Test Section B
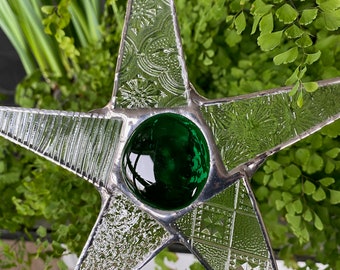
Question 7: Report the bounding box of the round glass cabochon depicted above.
[122,113,210,210]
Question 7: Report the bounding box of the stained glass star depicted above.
[1,0,340,269]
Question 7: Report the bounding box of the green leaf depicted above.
[295,33,313,48]
[229,0,242,12]
[285,202,295,214]
[276,200,285,210]
[202,37,213,49]
[255,186,269,201]
[284,24,304,39]
[298,66,307,79]
[319,177,335,187]
[305,51,321,65]
[303,180,316,195]
[257,31,283,51]
[306,153,324,174]
[259,13,273,34]
[282,192,293,203]
[190,262,205,270]
[203,57,213,66]
[206,49,214,58]
[235,12,246,34]
[303,82,318,92]
[310,134,323,150]
[285,164,301,178]
[276,4,298,24]
[251,0,273,34]
[251,15,261,35]
[286,67,299,85]
[289,82,299,96]
[36,226,47,238]
[303,209,313,222]
[266,160,281,171]
[300,9,319,25]
[226,15,234,23]
[317,0,340,11]
[273,169,284,186]
[41,6,55,15]
[312,187,326,201]
[293,199,303,214]
[314,213,324,230]
[321,119,340,138]
[263,174,271,186]
[325,160,335,174]
[253,3,273,16]
[322,10,340,31]
[326,147,340,158]
[225,29,242,47]
[299,226,310,243]
[273,47,298,65]
[231,67,244,78]
[329,189,340,204]
[297,90,303,107]
[295,148,310,165]
[286,213,301,228]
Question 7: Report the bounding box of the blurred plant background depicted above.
[0,0,340,269]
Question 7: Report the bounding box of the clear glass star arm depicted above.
[76,189,173,270]
[111,0,190,109]
[199,78,340,171]
[175,176,277,270]
[0,107,123,188]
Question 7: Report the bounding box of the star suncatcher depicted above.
[1,0,340,269]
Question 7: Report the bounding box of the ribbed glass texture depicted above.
[0,107,122,186]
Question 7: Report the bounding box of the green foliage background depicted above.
[1,0,340,269]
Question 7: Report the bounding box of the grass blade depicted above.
[0,1,37,74]
[9,0,64,77]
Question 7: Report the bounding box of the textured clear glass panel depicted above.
[113,0,188,108]
[0,107,122,186]
[78,190,171,270]
[200,82,340,170]
[176,179,275,270]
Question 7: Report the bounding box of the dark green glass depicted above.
[122,113,210,210]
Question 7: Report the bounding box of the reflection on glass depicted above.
[122,113,210,210]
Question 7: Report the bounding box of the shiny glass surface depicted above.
[122,113,210,210]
